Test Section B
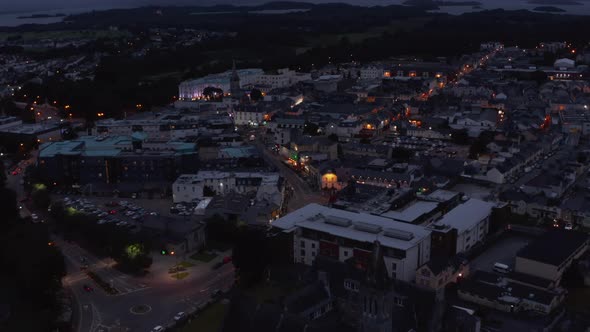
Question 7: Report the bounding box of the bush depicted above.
[86,271,118,295]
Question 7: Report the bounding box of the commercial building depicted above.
[427,198,496,257]
[271,204,432,282]
[458,271,565,315]
[0,116,65,144]
[515,230,589,285]
[141,215,206,255]
[37,135,197,189]
[92,113,201,141]
[381,200,441,225]
[172,171,283,205]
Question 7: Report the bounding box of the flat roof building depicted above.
[38,135,197,188]
[515,230,589,285]
[381,201,440,225]
[427,198,496,257]
[272,204,432,282]
[173,171,283,206]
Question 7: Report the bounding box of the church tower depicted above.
[359,241,393,332]
[230,60,241,98]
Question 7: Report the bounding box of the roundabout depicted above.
[129,304,152,315]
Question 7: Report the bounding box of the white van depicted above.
[493,262,510,274]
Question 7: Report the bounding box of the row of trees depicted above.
[0,164,66,331]
[204,214,291,287]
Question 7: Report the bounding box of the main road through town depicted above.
[253,138,323,211]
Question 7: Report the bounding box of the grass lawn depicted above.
[172,272,190,280]
[243,283,288,303]
[179,302,228,332]
[190,252,217,263]
[178,261,196,268]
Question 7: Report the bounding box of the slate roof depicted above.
[284,281,330,314]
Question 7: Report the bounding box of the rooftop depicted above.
[174,171,280,185]
[424,189,460,203]
[431,198,496,233]
[517,230,588,266]
[381,201,439,224]
[272,204,431,251]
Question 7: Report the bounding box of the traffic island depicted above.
[129,304,152,315]
[171,272,190,280]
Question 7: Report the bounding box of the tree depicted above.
[233,228,270,287]
[118,244,152,274]
[0,180,65,331]
[303,122,320,136]
[205,214,240,244]
[203,185,216,197]
[0,161,6,188]
[0,98,19,116]
[202,86,224,101]
[250,88,263,102]
[31,185,51,211]
[450,129,469,145]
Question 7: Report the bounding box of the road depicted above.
[253,138,322,211]
[58,238,234,332]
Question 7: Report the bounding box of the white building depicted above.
[255,68,311,89]
[428,199,496,254]
[360,65,385,80]
[179,68,310,100]
[272,204,432,282]
[234,108,265,126]
[178,68,264,100]
[325,120,362,139]
[172,171,282,204]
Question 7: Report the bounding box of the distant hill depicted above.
[528,0,583,5]
[403,0,482,6]
[533,5,567,11]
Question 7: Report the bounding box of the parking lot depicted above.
[61,196,154,231]
[469,234,532,273]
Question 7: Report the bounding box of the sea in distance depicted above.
[1,0,590,27]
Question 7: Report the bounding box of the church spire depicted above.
[230,59,241,98]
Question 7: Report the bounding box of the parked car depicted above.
[173,312,186,322]
[211,289,222,298]
[151,326,165,332]
[83,284,93,292]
